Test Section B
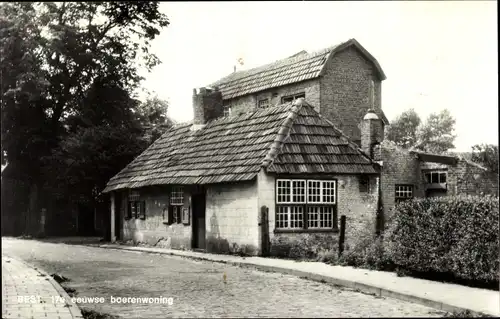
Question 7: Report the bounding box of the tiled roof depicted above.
[210,38,386,101]
[103,100,378,192]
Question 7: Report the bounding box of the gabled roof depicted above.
[210,38,386,101]
[103,99,378,193]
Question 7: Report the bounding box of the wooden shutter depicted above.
[126,201,132,220]
[182,207,190,225]
[139,201,146,220]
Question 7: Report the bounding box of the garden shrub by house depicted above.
[385,195,499,285]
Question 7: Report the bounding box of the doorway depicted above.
[191,188,206,250]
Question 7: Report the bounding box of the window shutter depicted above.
[133,201,139,219]
[126,201,132,219]
[140,201,146,220]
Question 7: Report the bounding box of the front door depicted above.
[191,189,206,250]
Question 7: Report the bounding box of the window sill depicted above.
[274,228,339,234]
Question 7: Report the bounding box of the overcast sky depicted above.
[140,1,498,152]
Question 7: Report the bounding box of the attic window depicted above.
[281,93,305,103]
[223,105,232,117]
[258,98,269,109]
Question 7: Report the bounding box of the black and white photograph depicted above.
[1,1,498,318]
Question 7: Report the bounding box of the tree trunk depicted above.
[28,182,40,236]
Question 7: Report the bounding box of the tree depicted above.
[136,95,174,143]
[1,1,169,169]
[416,109,456,153]
[471,144,499,174]
[385,109,421,148]
[1,2,169,235]
[386,108,457,154]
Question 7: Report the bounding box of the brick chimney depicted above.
[192,87,223,130]
[360,81,384,158]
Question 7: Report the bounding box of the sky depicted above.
[140,1,498,152]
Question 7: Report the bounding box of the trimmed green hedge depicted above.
[385,195,499,284]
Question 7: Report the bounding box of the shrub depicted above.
[386,195,499,285]
[338,219,394,271]
[269,234,338,260]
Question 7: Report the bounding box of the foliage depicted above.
[385,109,421,148]
[386,195,499,284]
[416,109,457,153]
[386,108,457,153]
[338,220,394,271]
[269,234,338,262]
[1,2,170,229]
[471,144,498,174]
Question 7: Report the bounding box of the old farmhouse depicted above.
[104,38,497,256]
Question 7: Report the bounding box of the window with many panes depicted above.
[127,190,146,220]
[167,186,184,224]
[395,184,414,203]
[281,92,305,103]
[424,171,447,184]
[258,98,270,109]
[276,179,337,230]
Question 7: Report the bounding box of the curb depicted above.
[5,255,84,319]
[96,244,494,317]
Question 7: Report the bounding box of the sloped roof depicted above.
[103,100,378,192]
[210,38,387,101]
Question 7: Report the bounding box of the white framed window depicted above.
[170,186,184,206]
[275,179,337,230]
[223,105,232,117]
[424,171,447,184]
[258,98,270,109]
[395,184,413,202]
[277,179,306,204]
[307,180,336,204]
[307,206,335,229]
[276,206,304,229]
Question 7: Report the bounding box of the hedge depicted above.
[385,195,499,284]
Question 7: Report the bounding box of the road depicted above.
[1,238,445,318]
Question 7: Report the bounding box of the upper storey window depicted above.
[281,92,305,103]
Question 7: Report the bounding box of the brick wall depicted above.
[320,46,382,144]
[120,186,192,249]
[224,79,321,116]
[379,142,425,220]
[258,170,379,258]
[447,160,499,196]
[205,181,259,255]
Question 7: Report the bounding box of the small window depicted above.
[258,98,270,109]
[170,187,184,206]
[359,175,370,193]
[126,191,144,220]
[166,186,184,225]
[223,105,232,117]
[395,185,414,203]
[281,92,305,104]
[424,171,447,184]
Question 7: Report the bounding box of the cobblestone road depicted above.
[2,238,445,318]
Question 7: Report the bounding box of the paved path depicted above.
[98,244,500,317]
[2,255,83,319]
[2,238,444,318]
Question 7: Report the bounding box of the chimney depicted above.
[192,86,223,130]
[360,81,384,158]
